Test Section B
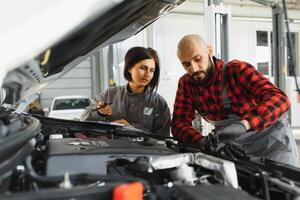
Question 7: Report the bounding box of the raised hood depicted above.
[0,0,185,107]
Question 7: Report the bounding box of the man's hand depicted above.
[198,130,247,160]
[198,137,210,150]
[216,142,246,160]
[218,121,247,139]
[198,133,219,152]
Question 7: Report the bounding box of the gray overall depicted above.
[207,64,298,166]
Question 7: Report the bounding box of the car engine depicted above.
[1,109,300,200]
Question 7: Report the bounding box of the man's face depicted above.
[178,39,213,85]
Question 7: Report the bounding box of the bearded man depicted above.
[171,34,298,166]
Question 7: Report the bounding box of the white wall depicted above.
[154,13,205,112]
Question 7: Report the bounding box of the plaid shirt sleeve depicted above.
[171,75,203,145]
[235,61,291,132]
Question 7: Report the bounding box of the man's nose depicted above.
[190,61,198,73]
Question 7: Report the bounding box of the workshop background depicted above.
[39,0,300,134]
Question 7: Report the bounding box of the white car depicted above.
[48,95,90,120]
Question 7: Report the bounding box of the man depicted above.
[171,34,298,166]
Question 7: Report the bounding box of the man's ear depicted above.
[207,45,213,56]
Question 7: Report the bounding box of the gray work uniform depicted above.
[80,85,171,137]
[207,64,298,166]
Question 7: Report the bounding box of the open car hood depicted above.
[0,0,184,106]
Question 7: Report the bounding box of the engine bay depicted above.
[1,110,300,200]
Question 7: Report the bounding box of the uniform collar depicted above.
[125,84,150,96]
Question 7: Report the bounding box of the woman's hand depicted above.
[112,119,129,125]
[97,101,112,116]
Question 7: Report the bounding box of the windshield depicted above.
[52,98,90,110]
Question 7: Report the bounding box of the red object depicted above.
[113,182,143,200]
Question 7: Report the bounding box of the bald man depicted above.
[171,34,298,166]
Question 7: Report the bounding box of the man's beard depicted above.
[191,62,214,86]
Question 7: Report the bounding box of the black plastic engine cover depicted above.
[46,138,175,176]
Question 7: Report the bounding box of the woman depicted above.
[80,47,170,137]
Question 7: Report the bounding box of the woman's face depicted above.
[128,58,155,89]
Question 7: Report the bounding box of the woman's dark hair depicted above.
[124,46,160,92]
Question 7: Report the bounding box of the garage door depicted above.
[40,58,92,109]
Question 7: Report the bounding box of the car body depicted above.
[1,1,300,200]
[48,95,91,120]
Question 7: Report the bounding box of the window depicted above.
[256,31,268,46]
[257,62,269,75]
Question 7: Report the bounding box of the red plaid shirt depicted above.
[171,57,290,145]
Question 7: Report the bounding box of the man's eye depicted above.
[194,57,201,62]
[184,63,190,68]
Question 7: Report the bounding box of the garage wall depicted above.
[40,58,92,108]
[154,13,205,113]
